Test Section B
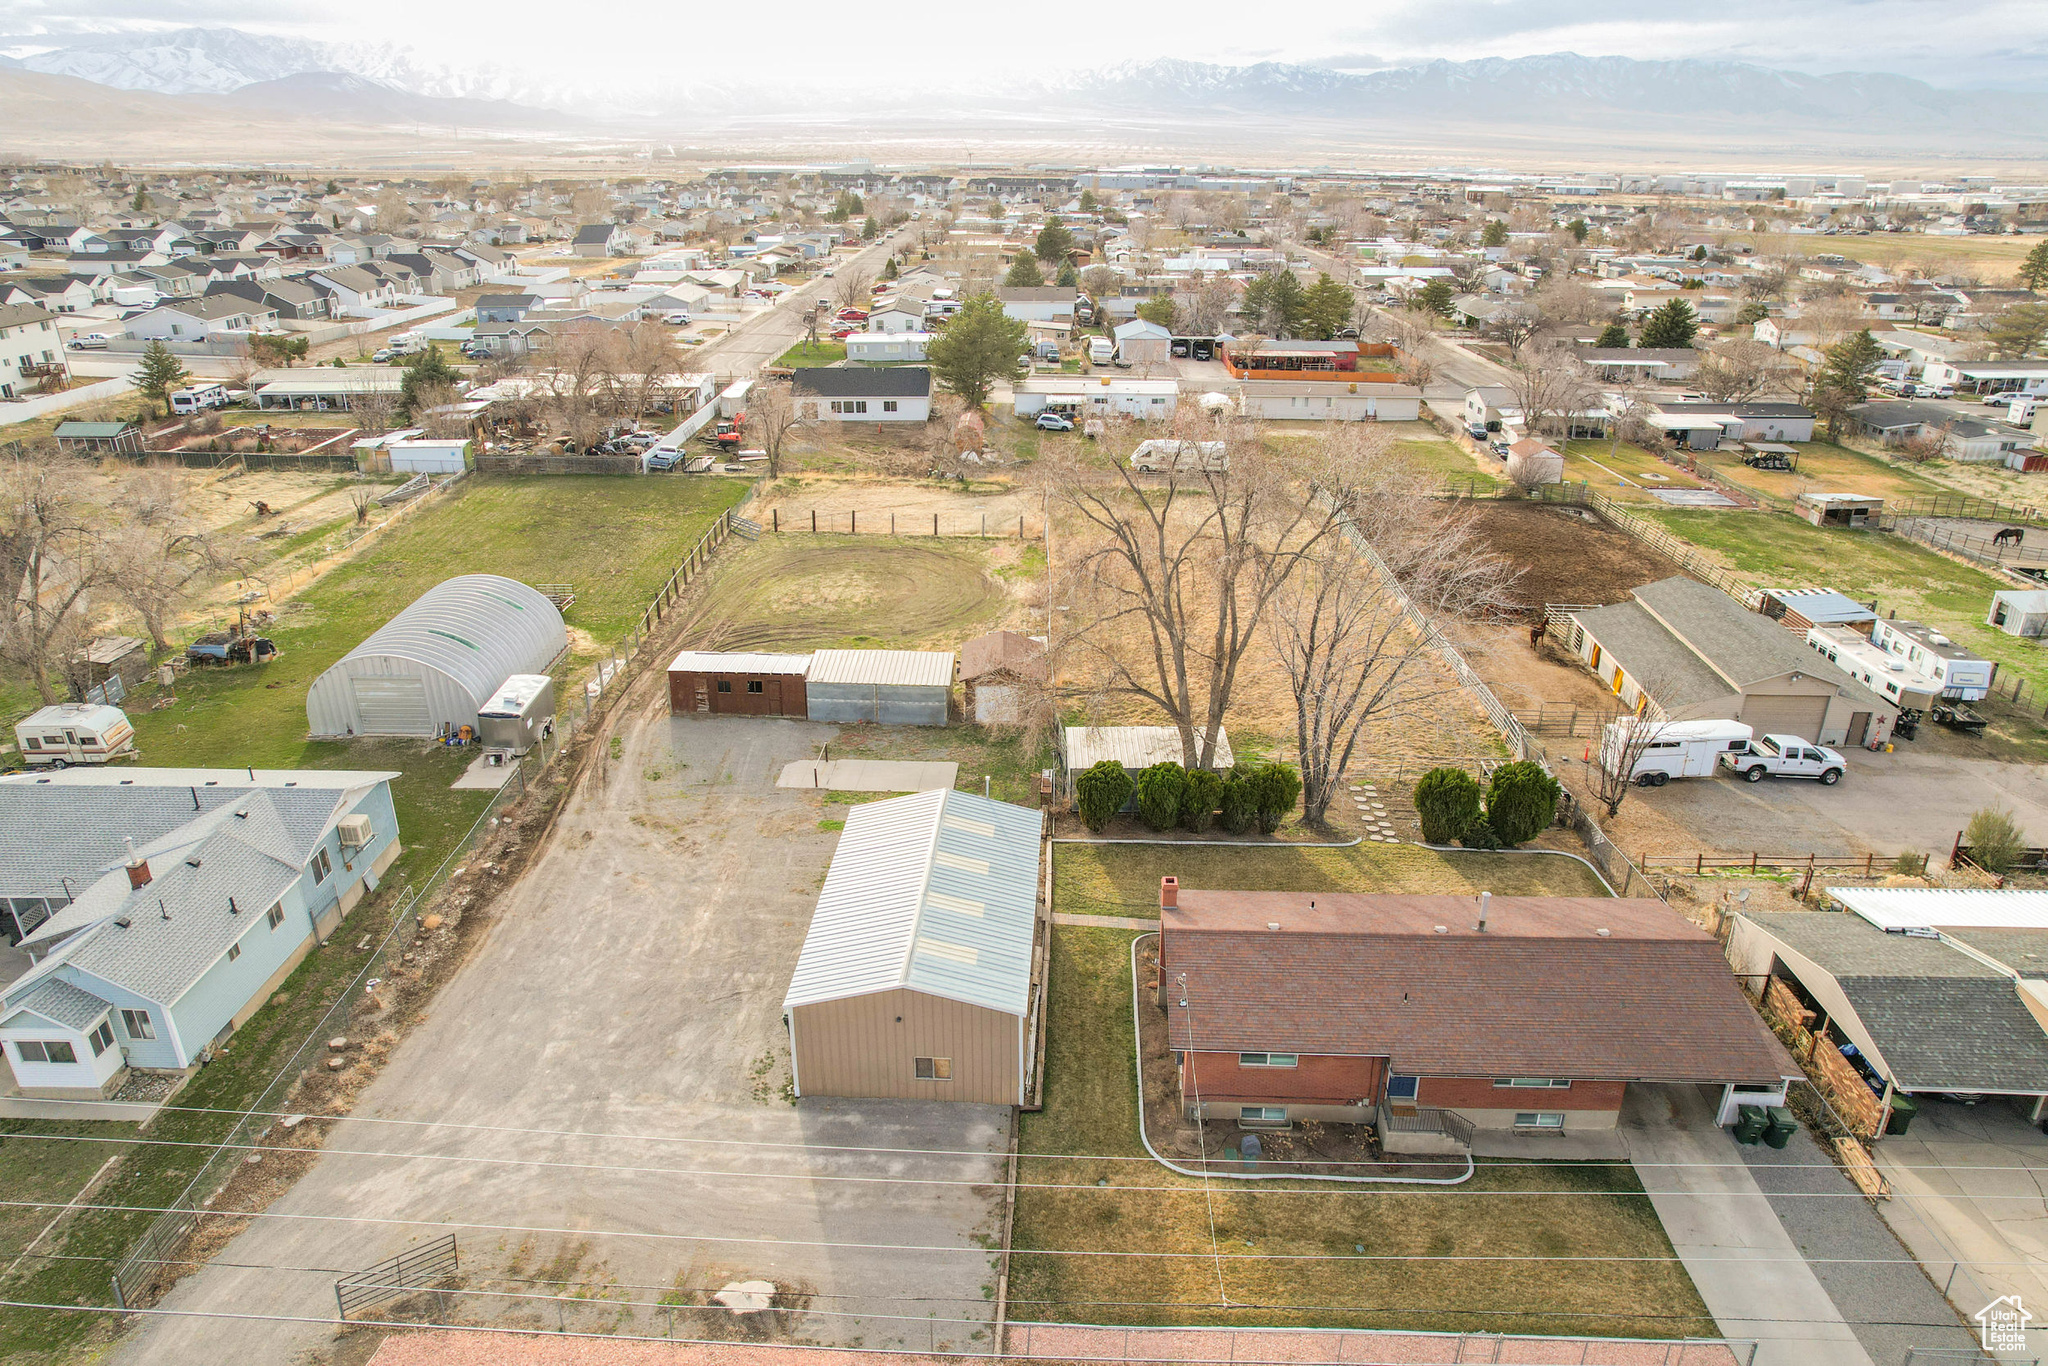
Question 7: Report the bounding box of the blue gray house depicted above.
[0,768,401,1099]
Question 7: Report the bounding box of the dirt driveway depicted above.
[116,701,1009,1366]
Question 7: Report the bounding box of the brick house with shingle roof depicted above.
[1154,881,1795,1140]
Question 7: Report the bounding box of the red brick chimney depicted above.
[1159,875,1178,911]
[124,837,152,890]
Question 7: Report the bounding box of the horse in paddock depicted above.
[1993,526,2025,547]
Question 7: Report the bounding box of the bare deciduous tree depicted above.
[1264,450,1517,823]
[1049,416,1359,770]
[1695,339,1797,403]
[0,451,118,702]
[832,270,873,313]
[1587,703,1666,819]
[744,381,806,478]
[1506,350,1599,440]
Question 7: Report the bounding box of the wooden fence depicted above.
[764,507,1042,538]
[1892,516,2048,571]
[1643,851,1930,877]
[1585,490,1762,604]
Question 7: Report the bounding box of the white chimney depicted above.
[1477,891,1491,933]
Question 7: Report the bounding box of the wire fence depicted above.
[757,507,1045,539]
[1892,517,2048,571]
[1887,492,2048,525]
[108,504,749,1313]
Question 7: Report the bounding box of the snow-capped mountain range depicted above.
[2,27,2045,146]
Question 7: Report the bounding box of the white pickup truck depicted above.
[1719,733,1847,785]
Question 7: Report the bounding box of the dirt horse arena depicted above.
[1462,500,1686,612]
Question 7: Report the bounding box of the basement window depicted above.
[1515,1112,1567,1129]
[1239,1106,1287,1125]
[915,1057,952,1081]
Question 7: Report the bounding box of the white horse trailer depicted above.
[1603,718,1753,786]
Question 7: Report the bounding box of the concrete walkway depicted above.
[775,759,957,792]
[0,1096,158,1122]
[1621,1084,1873,1366]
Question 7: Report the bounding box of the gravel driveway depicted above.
[115,700,1009,1365]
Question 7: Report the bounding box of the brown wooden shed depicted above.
[666,651,811,718]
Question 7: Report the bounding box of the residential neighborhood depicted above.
[4,21,2048,1366]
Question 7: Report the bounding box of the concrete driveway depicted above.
[115,704,1008,1365]
[1874,1096,2048,1361]
[1629,748,2048,857]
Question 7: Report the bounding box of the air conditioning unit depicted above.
[337,815,373,849]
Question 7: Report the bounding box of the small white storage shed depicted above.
[307,575,567,738]
[1989,589,2048,638]
[386,437,471,474]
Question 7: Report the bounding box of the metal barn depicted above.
[804,650,954,726]
[306,576,567,738]
[783,789,1044,1105]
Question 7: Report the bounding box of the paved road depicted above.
[1621,1083,1873,1366]
[690,231,915,381]
[115,701,1007,1365]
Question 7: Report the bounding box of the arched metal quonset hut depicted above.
[306,575,566,738]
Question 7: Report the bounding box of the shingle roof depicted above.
[783,790,1041,1017]
[958,631,1045,683]
[3,977,111,1031]
[792,367,931,399]
[1569,599,1733,710]
[1166,893,1793,1084]
[1633,576,1831,688]
[1744,911,2048,1092]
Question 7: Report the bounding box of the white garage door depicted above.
[1743,693,1828,742]
[351,675,433,735]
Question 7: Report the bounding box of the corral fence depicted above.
[1950,830,2048,880]
[1645,851,1931,877]
[1886,492,2047,524]
[138,449,363,473]
[1585,491,1762,604]
[110,504,753,1314]
[336,1233,458,1320]
[1514,702,1624,738]
[1892,516,2048,571]
[763,506,1044,539]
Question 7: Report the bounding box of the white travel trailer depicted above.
[13,703,136,768]
[1603,717,1753,786]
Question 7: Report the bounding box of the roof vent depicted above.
[114,915,131,928]
[1596,928,1612,937]
[185,857,201,868]
[1433,925,1448,934]
[234,809,249,820]
[1266,921,1281,931]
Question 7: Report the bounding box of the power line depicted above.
[0,1195,2036,1269]
[4,1113,2038,1186]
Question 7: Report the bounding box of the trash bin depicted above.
[1734,1105,1769,1144]
[1886,1094,1919,1136]
[1763,1106,1799,1149]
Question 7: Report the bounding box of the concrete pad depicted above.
[450,752,518,790]
[1873,1096,2048,1360]
[776,759,958,792]
[0,1097,157,1123]
[1622,1083,1874,1366]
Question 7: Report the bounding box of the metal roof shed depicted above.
[804,649,954,726]
[306,575,566,738]
[783,789,1043,1104]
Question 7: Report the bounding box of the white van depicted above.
[1130,439,1228,474]
[14,703,136,768]
[1602,718,1752,787]
[169,383,231,415]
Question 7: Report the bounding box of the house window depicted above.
[17,1040,78,1064]
[1515,1112,1567,1129]
[1386,1075,1419,1101]
[882,400,898,413]
[121,1009,156,1041]
[89,1020,114,1056]
[227,943,241,963]
[747,680,764,694]
[310,848,332,884]
[716,680,733,693]
[1494,1078,1571,1090]
[915,1056,952,1080]
[1238,1053,1298,1068]
[1240,1105,1287,1124]
[267,903,285,930]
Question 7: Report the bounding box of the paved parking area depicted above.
[116,706,1008,1365]
[1628,748,2048,856]
[1872,1097,2048,1362]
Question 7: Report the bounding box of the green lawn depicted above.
[774,340,847,368]
[0,475,746,1359]
[1642,507,2048,749]
[1685,440,1949,509]
[1054,840,1611,919]
[1009,928,1711,1336]
[1391,437,1501,490]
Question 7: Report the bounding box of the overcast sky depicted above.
[2,0,2045,90]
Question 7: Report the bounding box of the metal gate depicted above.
[335,1233,458,1320]
[351,675,433,735]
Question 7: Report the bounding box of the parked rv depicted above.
[1604,719,1753,786]
[1130,439,1228,473]
[13,703,135,768]
[476,674,556,755]
[168,383,232,415]
[1087,337,1114,366]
